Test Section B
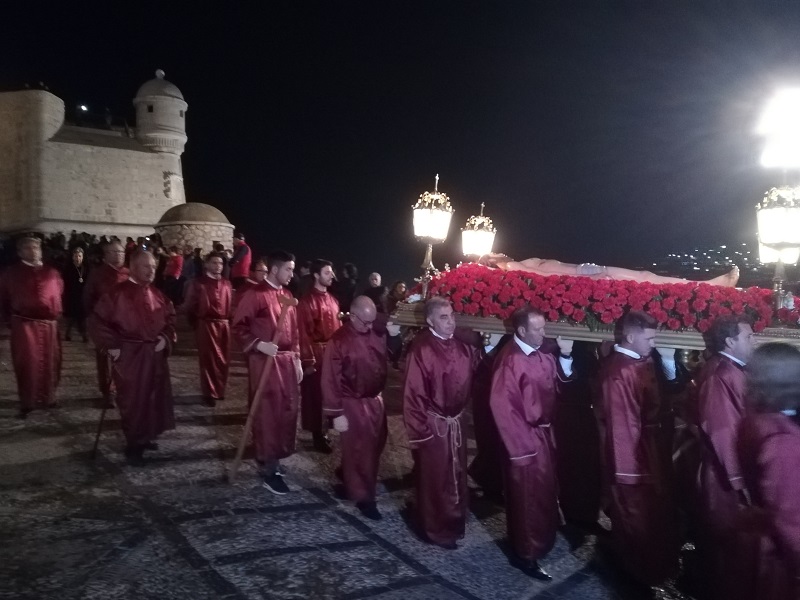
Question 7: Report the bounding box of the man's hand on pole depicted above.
[294,357,303,384]
[108,348,121,361]
[333,415,349,432]
[556,336,574,356]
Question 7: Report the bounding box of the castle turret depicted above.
[133,69,187,154]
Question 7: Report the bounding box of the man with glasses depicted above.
[84,241,130,407]
[183,252,233,407]
[321,295,387,520]
[298,259,341,453]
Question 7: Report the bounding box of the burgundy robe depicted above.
[183,274,233,400]
[0,263,63,410]
[83,262,129,401]
[298,288,341,433]
[695,355,747,533]
[733,413,800,600]
[232,283,300,463]
[88,280,176,446]
[321,322,387,502]
[490,340,567,561]
[598,350,680,585]
[552,342,602,525]
[403,329,479,546]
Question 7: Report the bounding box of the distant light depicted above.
[79,105,88,111]
[652,263,657,266]
[720,245,726,249]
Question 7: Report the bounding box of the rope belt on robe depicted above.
[12,315,55,323]
[202,318,229,323]
[427,409,464,504]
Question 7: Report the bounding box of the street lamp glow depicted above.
[79,105,89,112]
[412,174,454,297]
[758,88,800,168]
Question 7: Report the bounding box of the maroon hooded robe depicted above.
[403,328,479,546]
[598,349,680,585]
[298,287,341,432]
[83,262,129,402]
[321,321,387,502]
[0,262,63,411]
[490,338,571,561]
[88,279,176,447]
[183,274,233,400]
[734,413,800,600]
[232,282,300,464]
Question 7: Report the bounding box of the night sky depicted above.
[7,3,800,284]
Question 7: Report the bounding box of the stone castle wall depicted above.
[0,90,186,239]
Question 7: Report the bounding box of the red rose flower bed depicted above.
[425,263,800,333]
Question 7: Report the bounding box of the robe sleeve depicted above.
[232,290,260,352]
[490,359,538,466]
[699,374,745,491]
[403,347,434,447]
[297,298,316,367]
[758,431,800,581]
[321,338,345,415]
[88,292,121,351]
[603,374,652,485]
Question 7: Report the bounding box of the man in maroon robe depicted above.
[693,315,753,598]
[598,310,681,587]
[403,296,480,549]
[733,343,800,600]
[321,295,387,520]
[183,252,233,406]
[0,236,63,418]
[83,240,129,407]
[298,258,341,453]
[232,250,302,496]
[88,250,176,463]
[490,306,574,580]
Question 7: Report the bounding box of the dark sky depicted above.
[6,2,800,283]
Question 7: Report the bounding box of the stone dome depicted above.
[157,202,231,224]
[135,69,184,100]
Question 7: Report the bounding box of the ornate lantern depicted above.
[412,174,454,298]
[756,186,800,307]
[461,202,497,258]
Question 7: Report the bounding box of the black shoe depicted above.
[202,396,216,407]
[263,474,290,495]
[509,556,552,581]
[65,334,72,342]
[356,501,382,521]
[124,445,146,465]
[82,336,88,343]
[144,442,159,451]
[16,408,31,420]
[433,540,458,550]
[332,484,348,500]
[334,466,344,481]
[312,433,333,454]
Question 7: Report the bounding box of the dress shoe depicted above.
[312,433,333,454]
[510,556,552,581]
[124,445,146,465]
[356,501,382,521]
[16,408,31,420]
[144,442,159,451]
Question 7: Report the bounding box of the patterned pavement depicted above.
[0,325,698,600]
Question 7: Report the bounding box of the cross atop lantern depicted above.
[462,202,497,258]
[412,174,454,298]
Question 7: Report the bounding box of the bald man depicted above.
[321,296,388,520]
[89,250,176,463]
[0,236,63,418]
[83,241,129,406]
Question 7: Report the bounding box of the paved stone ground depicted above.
[0,324,699,600]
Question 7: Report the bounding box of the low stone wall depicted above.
[155,220,234,252]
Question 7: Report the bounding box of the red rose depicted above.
[667,318,681,330]
[697,319,711,333]
[471,291,482,303]
[573,309,586,322]
[601,311,614,324]
[561,303,575,316]
[753,319,767,332]
[548,309,559,322]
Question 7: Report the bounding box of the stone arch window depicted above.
[147,105,153,113]
[180,110,184,117]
